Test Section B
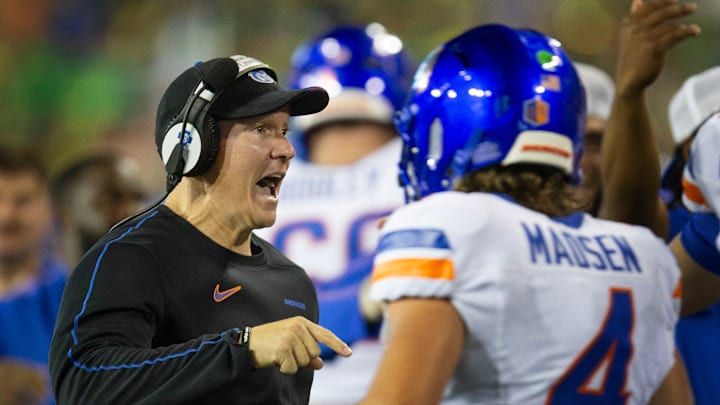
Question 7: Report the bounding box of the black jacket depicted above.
[50,206,318,404]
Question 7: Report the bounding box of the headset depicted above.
[159,57,240,191]
[110,57,240,231]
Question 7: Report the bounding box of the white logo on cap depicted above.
[230,55,271,77]
[249,70,275,84]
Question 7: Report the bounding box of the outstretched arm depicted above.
[359,298,465,405]
[598,0,699,238]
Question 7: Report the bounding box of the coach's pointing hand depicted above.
[247,316,352,374]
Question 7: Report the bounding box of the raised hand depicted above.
[616,0,700,97]
[247,316,352,374]
[598,0,700,236]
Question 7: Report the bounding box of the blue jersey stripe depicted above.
[376,229,450,254]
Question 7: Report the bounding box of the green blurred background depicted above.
[1,0,717,192]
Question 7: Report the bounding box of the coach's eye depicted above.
[255,125,265,134]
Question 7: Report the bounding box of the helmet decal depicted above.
[523,97,550,126]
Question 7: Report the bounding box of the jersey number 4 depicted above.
[546,288,635,405]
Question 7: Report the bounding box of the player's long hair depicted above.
[455,165,581,217]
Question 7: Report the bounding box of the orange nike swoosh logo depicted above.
[213,284,242,303]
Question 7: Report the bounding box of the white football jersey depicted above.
[256,137,404,281]
[682,113,720,250]
[682,113,720,214]
[255,137,404,405]
[371,191,681,405]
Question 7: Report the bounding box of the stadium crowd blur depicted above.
[1,0,717,177]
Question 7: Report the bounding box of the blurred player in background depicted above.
[596,1,720,403]
[361,23,691,405]
[0,145,67,405]
[662,67,720,238]
[670,112,720,316]
[50,152,148,266]
[573,62,614,216]
[667,108,720,405]
[665,68,720,405]
[253,23,413,404]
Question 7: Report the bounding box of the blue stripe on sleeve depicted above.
[376,229,450,254]
[67,211,235,372]
[71,210,159,345]
[66,210,230,373]
[67,332,227,372]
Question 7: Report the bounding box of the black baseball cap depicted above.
[155,55,329,144]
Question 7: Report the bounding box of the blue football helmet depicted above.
[396,24,586,202]
[287,23,414,159]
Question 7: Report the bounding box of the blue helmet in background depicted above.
[288,23,414,159]
[397,24,586,202]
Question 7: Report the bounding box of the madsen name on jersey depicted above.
[521,221,641,273]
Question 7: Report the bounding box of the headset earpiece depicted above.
[160,101,218,178]
[158,58,239,191]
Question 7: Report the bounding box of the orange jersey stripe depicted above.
[372,258,454,282]
[682,175,708,206]
[673,280,682,299]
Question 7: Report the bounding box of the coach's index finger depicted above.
[307,323,353,357]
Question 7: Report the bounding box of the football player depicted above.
[361,24,691,405]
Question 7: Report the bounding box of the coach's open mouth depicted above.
[256,173,283,199]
